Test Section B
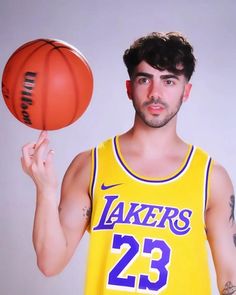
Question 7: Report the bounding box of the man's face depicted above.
[127,61,192,128]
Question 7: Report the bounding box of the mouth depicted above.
[147,103,165,115]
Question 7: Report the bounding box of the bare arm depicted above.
[21,131,91,276]
[206,162,236,294]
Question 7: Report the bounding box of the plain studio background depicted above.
[0,1,235,294]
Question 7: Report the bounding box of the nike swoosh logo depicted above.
[101,183,122,190]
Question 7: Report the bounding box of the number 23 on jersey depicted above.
[107,233,171,294]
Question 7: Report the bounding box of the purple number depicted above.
[108,234,171,293]
[139,238,171,292]
[108,234,139,289]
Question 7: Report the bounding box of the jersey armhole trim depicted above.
[204,157,213,212]
[89,147,98,200]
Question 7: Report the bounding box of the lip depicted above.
[147,104,165,114]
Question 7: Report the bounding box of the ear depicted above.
[126,80,132,99]
[182,83,192,102]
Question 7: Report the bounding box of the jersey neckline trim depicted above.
[113,136,195,184]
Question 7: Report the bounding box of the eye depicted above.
[164,79,175,86]
[137,77,150,85]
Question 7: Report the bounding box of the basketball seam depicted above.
[54,47,81,126]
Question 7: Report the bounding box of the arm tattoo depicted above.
[229,195,235,225]
[222,281,236,295]
[59,205,91,220]
[82,206,91,220]
[234,234,236,247]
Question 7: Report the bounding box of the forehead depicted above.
[133,61,185,78]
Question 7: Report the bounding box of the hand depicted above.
[21,131,58,194]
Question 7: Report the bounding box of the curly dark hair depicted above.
[123,32,196,81]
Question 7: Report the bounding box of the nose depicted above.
[148,80,162,99]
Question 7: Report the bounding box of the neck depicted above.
[121,115,184,156]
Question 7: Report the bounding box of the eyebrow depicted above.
[133,72,180,80]
[160,74,180,80]
[133,72,153,79]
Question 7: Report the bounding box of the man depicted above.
[21,32,236,294]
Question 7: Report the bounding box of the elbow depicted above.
[33,243,68,277]
[37,259,63,277]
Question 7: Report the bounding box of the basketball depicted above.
[1,39,93,130]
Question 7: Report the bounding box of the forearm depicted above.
[221,281,236,294]
[213,240,236,295]
[217,236,236,294]
[33,191,67,276]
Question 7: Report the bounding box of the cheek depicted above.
[131,91,144,104]
[168,87,185,100]
[133,84,148,96]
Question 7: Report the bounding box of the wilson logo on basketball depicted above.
[21,71,37,125]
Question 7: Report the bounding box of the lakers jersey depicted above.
[85,136,213,295]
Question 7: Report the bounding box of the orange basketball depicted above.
[1,39,93,130]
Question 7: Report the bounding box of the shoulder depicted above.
[193,145,231,185]
[208,161,234,209]
[62,149,92,191]
[70,150,92,171]
[65,136,115,178]
[211,161,233,191]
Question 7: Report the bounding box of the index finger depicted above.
[35,131,48,148]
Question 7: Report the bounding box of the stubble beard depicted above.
[133,96,183,128]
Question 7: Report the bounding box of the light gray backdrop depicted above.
[0,0,235,294]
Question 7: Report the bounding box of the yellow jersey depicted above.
[85,136,213,295]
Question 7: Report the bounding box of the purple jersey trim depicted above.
[113,136,194,184]
[90,148,97,199]
[204,157,212,210]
